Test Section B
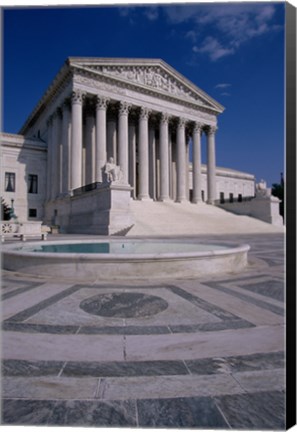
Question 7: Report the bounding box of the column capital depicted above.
[139,106,151,120]
[96,96,109,110]
[206,125,218,135]
[119,101,131,116]
[160,112,170,124]
[177,117,187,129]
[72,90,85,104]
[193,122,204,134]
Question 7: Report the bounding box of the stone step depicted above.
[127,201,284,236]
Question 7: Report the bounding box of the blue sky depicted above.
[3,2,285,186]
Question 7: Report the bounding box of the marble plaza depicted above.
[1,233,285,428]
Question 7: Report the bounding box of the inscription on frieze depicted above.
[83,64,212,107]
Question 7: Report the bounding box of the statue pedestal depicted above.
[66,181,134,235]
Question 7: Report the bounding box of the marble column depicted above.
[206,125,217,204]
[61,100,71,194]
[149,124,156,200]
[138,106,150,200]
[185,132,190,200]
[46,116,53,200]
[95,96,108,183]
[192,122,203,203]
[159,113,170,201]
[176,118,187,202]
[51,108,62,200]
[129,119,137,198]
[85,104,95,185]
[118,101,130,183]
[71,90,84,190]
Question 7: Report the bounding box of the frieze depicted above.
[73,69,218,116]
[73,74,127,96]
[89,65,210,106]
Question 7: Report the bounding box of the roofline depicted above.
[20,57,225,134]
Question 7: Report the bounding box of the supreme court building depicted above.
[1,58,255,234]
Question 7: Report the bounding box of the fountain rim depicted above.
[2,238,250,262]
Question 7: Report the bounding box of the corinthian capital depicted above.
[193,122,204,134]
[160,112,170,124]
[119,101,131,116]
[139,106,151,120]
[96,96,109,110]
[206,125,218,135]
[177,117,187,129]
[71,90,85,104]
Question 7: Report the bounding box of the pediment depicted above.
[69,58,224,113]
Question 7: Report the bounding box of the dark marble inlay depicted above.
[78,325,171,335]
[2,282,42,301]
[214,390,285,429]
[137,396,228,428]
[168,285,239,320]
[2,321,79,334]
[206,281,284,316]
[2,359,64,376]
[2,399,56,425]
[186,351,285,375]
[240,279,284,301]
[47,399,137,427]
[4,285,80,323]
[62,360,188,377]
[80,292,168,318]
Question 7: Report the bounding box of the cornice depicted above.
[0,132,47,151]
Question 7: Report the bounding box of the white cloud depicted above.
[163,3,282,61]
[215,83,231,89]
[193,36,234,61]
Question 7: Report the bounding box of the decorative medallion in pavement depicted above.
[79,293,169,318]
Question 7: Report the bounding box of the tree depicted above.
[1,198,12,220]
[271,172,284,218]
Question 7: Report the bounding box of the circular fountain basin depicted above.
[2,239,250,280]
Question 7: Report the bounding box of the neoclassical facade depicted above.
[1,58,256,233]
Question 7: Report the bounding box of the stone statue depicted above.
[256,179,271,198]
[104,157,123,183]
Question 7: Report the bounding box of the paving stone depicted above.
[2,359,64,376]
[214,390,285,429]
[2,376,99,399]
[47,399,137,426]
[62,360,188,377]
[137,396,229,428]
[2,399,56,425]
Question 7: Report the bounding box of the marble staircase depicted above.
[127,200,284,236]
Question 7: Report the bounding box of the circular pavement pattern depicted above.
[79,292,169,318]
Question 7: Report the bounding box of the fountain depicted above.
[2,238,250,280]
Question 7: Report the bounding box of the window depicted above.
[229,193,234,203]
[220,192,225,204]
[238,194,243,202]
[28,174,38,194]
[28,208,37,218]
[5,172,15,192]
